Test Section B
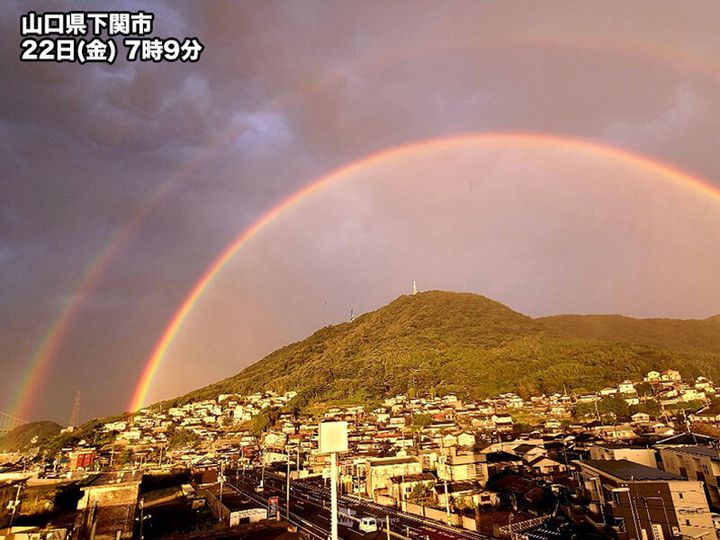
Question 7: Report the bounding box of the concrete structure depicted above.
[589,444,658,469]
[365,456,422,499]
[575,459,713,540]
[660,445,720,508]
[436,448,488,485]
[76,473,141,540]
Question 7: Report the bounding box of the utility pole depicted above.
[440,441,452,526]
[331,452,338,540]
[89,500,97,540]
[8,483,23,530]
[260,448,266,490]
[219,461,225,503]
[138,498,144,540]
[286,448,291,520]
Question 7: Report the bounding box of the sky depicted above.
[2,1,720,423]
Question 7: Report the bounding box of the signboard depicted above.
[338,505,356,527]
[230,507,268,526]
[318,421,348,454]
[267,495,279,518]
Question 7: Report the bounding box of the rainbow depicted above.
[7,146,228,420]
[129,132,720,411]
[14,33,720,420]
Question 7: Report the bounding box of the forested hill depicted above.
[0,421,62,452]
[164,291,720,408]
[539,313,720,355]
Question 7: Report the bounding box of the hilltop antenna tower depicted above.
[412,281,417,295]
[350,308,354,322]
[68,391,81,428]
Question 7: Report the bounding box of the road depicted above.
[227,468,496,540]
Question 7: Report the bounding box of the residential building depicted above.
[660,445,720,507]
[575,459,713,540]
[589,444,657,469]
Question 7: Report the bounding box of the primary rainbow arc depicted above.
[128,132,720,412]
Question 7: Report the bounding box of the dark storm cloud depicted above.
[1,0,720,421]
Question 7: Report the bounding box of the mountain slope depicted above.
[0,421,62,452]
[539,314,720,355]
[168,291,720,406]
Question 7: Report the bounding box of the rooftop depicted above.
[666,445,720,460]
[578,459,682,481]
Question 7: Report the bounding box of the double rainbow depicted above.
[128,132,720,411]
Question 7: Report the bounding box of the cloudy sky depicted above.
[2,1,720,423]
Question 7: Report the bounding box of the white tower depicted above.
[412,281,417,295]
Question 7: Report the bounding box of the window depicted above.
[685,519,691,526]
[651,523,665,540]
[679,492,684,499]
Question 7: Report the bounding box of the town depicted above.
[4,369,720,540]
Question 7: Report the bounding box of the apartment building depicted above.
[589,444,658,469]
[660,445,720,508]
[436,447,488,485]
[575,459,713,540]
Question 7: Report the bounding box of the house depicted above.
[491,414,513,432]
[617,381,635,394]
[680,388,706,402]
[594,424,635,441]
[512,444,546,463]
[661,369,682,382]
[456,432,476,447]
[387,472,436,506]
[191,457,219,485]
[544,418,562,431]
[442,433,458,447]
[365,456,422,500]
[526,455,566,476]
[484,451,523,476]
[623,395,640,406]
[588,444,657,469]
[436,448,488,485]
[690,402,720,423]
[262,431,287,448]
[630,412,650,425]
[574,459,713,540]
[68,449,96,470]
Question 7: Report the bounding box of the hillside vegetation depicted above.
[0,421,62,452]
[539,314,720,354]
[166,291,720,408]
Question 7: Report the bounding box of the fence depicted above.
[375,494,479,531]
[494,515,550,539]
